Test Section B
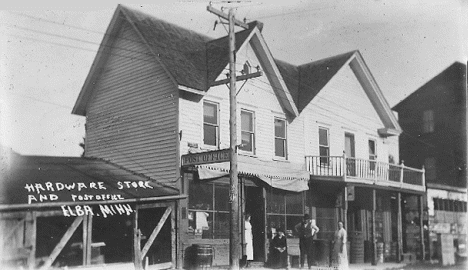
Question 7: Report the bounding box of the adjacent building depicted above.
[393,62,467,263]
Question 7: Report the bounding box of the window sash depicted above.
[240,110,255,153]
[275,118,287,157]
[203,101,219,146]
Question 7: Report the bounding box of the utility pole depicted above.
[207,5,250,270]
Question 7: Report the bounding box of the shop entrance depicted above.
[244,185,265,262]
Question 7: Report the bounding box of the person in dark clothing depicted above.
[270,227,288,269]
[294,214,319,269]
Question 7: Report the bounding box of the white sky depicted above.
[0,0,467,157]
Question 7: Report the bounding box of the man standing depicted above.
[295,214,319,269]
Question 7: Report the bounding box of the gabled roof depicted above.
[72,5,299,116]
[276,50,402,136]
[392,61,467,111]
[0,155,180,209]
[276,51,355,112]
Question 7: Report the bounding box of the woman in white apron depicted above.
[245,213,254,263]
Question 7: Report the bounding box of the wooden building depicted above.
[70,5,426,268]
[393,62,467,263]
[0,149,182,269]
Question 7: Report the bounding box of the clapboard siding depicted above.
[179,41,305,165]
[85,20,179,188]
[301,63,392,162]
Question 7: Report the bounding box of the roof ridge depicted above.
[298,50,356,68]
[119,4,212,42]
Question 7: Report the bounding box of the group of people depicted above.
[244,213,349,270]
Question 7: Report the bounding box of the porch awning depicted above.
[196,155,310,192]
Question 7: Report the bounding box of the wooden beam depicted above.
[171,202,177,269]
[82,215,92,265]
[40,216,83,270]
[134,206,143,270]
[371,189,377,266]
[27,212,36,270]
[397,192,403,262]
[206,5,249,29]
[211,71,262,87]
[140,207,172,260]
[419,195,425,260]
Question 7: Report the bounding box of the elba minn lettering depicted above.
[61,204,134,218]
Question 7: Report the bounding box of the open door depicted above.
[135,203,175,270]
[345,133,356,176]
[244,185,265,262]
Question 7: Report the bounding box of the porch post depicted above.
[397,192,403,262]
[343,151,347,181]
[371,189,377,265]
[419,195,425,260]
[400,160,405,183]
[344,186,348,230]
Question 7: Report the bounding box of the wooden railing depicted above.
[305,155,425,187]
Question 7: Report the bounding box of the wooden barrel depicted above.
[195,244,213,269]
[350,232,364,263]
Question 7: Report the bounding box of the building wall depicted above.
[299,62,395,163]
[179,41,305,165]
[396,63,466,188]
[85,20,180,188]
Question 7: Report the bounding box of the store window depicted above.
[274,118,287,158]
[203,101,219,147]
[240,110,255,153]
[188,181,229,239]
[266,188,305,239]
[319,127,330,165]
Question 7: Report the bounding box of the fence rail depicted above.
[305,156,425,187]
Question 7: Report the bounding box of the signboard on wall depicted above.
[181,149,230,166]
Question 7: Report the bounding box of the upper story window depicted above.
[203,101,219,147]
[274,118,287,158]
[240,110,255,153]
[368,139,377,170]
[319,127,329,165]
[424,157,436,180]
[422,110,434,133]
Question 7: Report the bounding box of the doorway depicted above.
[244,185,265,262]
[345,133,356,176]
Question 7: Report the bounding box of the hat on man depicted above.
[304,214,310,220]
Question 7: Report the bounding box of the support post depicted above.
[400,160,405,184]
[344,186,348,229]
[419,195,425,260]
[397,192,403,262]
[371,189,377,266]
[228,9,240,270]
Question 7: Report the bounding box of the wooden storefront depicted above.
[179,150,310,267]
[0,155,183,270]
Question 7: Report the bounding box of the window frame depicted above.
[319,127,330,165]
[368,139,377,170]
[422,109,434,133]
[203,100,220,148]
[188,181,230,239]
[274,117,287,158]
[266,188,306,239]
[240,109,255,154]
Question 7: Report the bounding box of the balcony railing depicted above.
[305,155,425,188]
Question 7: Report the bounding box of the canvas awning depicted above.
[195,155,310,192]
